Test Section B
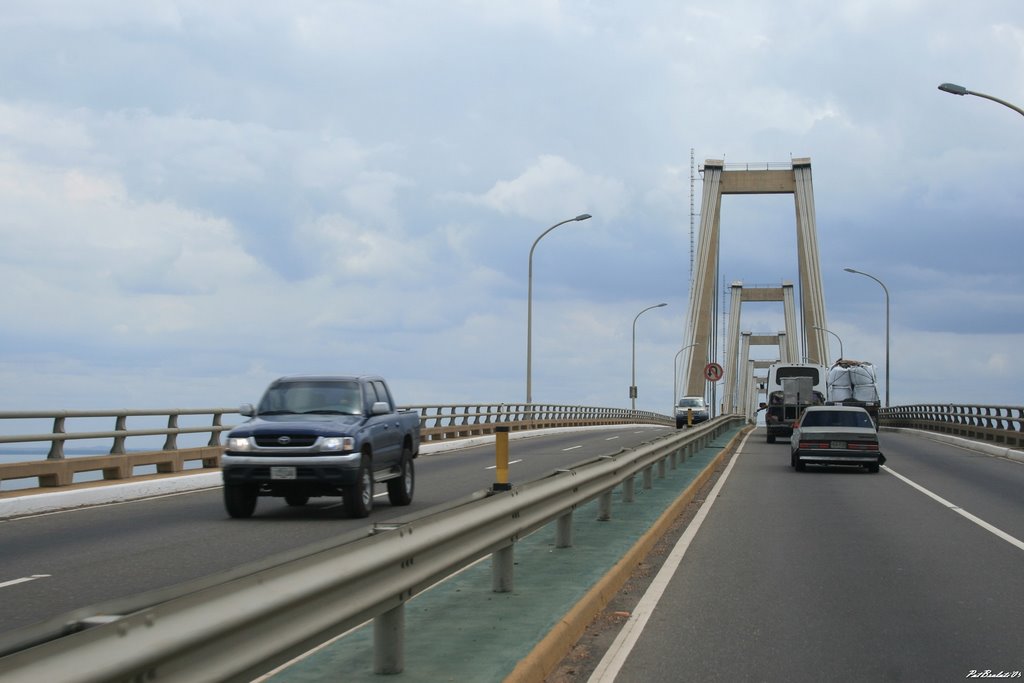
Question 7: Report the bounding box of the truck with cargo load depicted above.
[826,359,881,423]
[220,375,420,518]
[762,362,826,443]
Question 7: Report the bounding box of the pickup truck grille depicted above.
[254,434,319,448]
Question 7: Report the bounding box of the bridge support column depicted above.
[373,603,405,674]
[623,475,636,502]
[642,466,653,490]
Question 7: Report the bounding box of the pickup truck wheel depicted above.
[224,484,257,518]
[285,494,309,506]
[387,447,415,506]
[767,433,776,444]
[344,455,374,518]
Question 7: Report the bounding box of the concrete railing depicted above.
[0,404,673,492]
[879,403,1024,449]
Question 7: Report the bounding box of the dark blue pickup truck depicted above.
[220,375,420,518]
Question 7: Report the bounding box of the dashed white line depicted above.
[884,465,1024,552]
[485,459,524,470]
[562,445,583,451]
[0,575,51,589]
[605,436,620,441]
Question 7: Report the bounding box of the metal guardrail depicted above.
[879,404,1024,449]
[0,404,673,491]
[0,416,742,680]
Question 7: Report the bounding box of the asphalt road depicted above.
[0,426,670,637]
[586,429,1024,682]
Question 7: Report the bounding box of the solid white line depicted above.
[883,465,1024,551]
[563,445,583,451]
[587,430,750,683]
[0,574,51,589]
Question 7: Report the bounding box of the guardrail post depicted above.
[597,491,612,521]
[111,415,127,454]
[209,412,223,446]
[492,543,514,593]
[556,511,573,548]
[623,475,635,502]
[373,603,404,674]
[163,414,178,451]
[47,415,66,460]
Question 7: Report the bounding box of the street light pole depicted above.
[631,303,668,410]
[674,343,697,407]
[844,267,890,407]
[812,325,843,363]
[526,213,592,404]
[938,82,1024,117]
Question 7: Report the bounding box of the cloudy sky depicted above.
[1,1,1022,416]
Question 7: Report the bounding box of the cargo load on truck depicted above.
[826,359,880,422]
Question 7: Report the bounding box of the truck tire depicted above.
[387,445,415,506]
[767,433,776,444]
[344,453,374,518]
[224,484,258,518]
[285,494,309,506]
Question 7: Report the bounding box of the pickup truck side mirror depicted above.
[240,403,255,417]
[371,401,391,416]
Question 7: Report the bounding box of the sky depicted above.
[1,0,1023,417]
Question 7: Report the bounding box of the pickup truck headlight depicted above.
[227,437,252,452]
[321,436,355,452]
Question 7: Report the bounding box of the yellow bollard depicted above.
[493,426,511,491]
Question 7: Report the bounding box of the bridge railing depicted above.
[0,404,673,491]
[0,417,744,680]
[879,403,1024,449]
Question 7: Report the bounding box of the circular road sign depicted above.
[704,362,724,382]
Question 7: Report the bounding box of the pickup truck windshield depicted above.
[257,380,363,415]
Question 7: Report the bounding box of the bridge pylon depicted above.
[679,158,830,408]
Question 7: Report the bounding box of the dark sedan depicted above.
[790,405,885,473]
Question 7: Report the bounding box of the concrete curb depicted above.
[0,425,664,520]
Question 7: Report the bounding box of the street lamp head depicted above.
[938,82,968,96]
[843,267,859,274]
[656,302,667,308]
[574,213,592,221]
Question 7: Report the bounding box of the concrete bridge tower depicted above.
[679,158,829,408]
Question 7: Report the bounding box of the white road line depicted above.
[588,430,750,683]
[605,436,620,441]
[563,445,583,451]
[0,575,51,589]
[484,459,523,470]
[884,465,1024,552]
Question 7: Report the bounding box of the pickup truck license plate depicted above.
[830,441,846,449]
[270,466,297,480]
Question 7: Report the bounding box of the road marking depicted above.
[485,459,523,470]
[588,430,750,683]
[0,575,51,589]
[884,465,1024,551]
[605,436,620,441]
[562,445,583,451]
